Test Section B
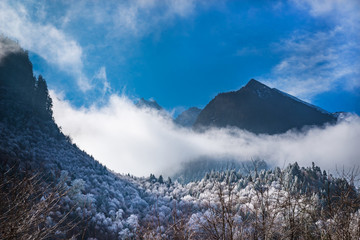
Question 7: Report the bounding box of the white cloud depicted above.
[260,0,360,100]
[292,0,360,21]
[94,66,111,96]
[61,0,213,39]
[110,0,197,38]
[0,0,219,94]
[0,1,90,91]
[51,91,360,177]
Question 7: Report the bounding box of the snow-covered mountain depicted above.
[194,79,337,134]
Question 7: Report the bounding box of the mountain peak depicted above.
[194,79,336,134]
[0,37,53,122]
[242,79,272,99]
[136,98,163,110]
[244,79,269,90]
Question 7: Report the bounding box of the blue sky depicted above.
[1,0,359,114]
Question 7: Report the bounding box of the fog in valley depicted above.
[52,91,360,177]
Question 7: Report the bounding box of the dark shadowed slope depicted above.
[194,79,337,134]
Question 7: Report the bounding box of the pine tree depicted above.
[158,175,164,184]
[34,75,53,119]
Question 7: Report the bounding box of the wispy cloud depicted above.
[292,0,360,22]
[260,0,360,101]
[0,1,91,91]
[52,91,360,177]
[0,0,217,94]
[94,66,111,96]
[112,0,197,38]
[234,47,260,57]
[62,0,210,39]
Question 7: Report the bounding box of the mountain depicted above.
[194,79,337,134]
[174,107,201,127]
[1,37,358,239]
[136,97,163,111]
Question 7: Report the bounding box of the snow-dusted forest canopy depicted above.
[1,37,360,239]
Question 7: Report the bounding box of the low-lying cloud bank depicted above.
[51,92,360,177]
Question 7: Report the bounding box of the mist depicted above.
[0,36,21,63]
[51,91,360,177]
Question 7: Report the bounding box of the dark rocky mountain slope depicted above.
[194,79,337,134]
